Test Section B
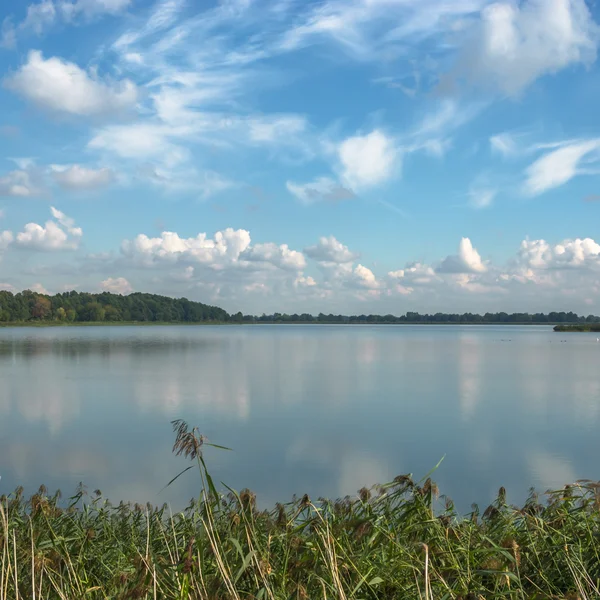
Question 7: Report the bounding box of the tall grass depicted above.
[1,420,599,599]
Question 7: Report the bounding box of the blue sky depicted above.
[0,0,600,314]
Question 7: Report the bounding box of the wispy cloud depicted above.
[287,177,355,205]
[523,139,600,196]
[2,0,131,47]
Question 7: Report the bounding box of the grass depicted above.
[1,421,599,600]
[553,324,600,332]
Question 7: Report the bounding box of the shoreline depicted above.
[0,320,568,328]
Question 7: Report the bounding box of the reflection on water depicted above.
[0,325,599,511]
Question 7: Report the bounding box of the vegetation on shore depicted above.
[554,324,600,332]
[2,421,600,600]
[1,289,600,326]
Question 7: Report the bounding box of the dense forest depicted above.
[0,289,599,325]
[0,290,229,323]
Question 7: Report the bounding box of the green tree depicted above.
[80,302,105,322]
[55,307,67,321]
[104,305,121,321]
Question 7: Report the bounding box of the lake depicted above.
[0,324,598,512]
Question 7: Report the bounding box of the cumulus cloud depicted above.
[461,0,599,96]
[304,235,358,264]
[51,164,115,190]
[517,237,600,270]
[523,139,600,196]
[16,206,82,250]
[294,275,317,288]
[241,243,306,271]
[100,276,133,294]
[121,229,252,266]
[5,51,138,117]
[350,264,379,289]
[400,263,439,285]
[286,177,355,204]
[438,238,487,274]
[337,130,399,190]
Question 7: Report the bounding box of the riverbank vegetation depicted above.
[1,289,599,326]
[554,324,600,332]
[2,421,599,599]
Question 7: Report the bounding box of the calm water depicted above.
[0,325,599,511]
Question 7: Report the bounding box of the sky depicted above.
[0,0,599,315]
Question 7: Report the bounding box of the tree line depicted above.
[0,289,599,325]
[0,290,229,323]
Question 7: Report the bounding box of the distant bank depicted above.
[1,289,599,326]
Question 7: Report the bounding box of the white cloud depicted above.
[100,276,133,294]
[6,51,138,117]
[198,171,234,199]
[277,0,488,61]
[351,263,379,289]
[16,206,82,250]
[490,132,520,157]
[517,237,600,270]
[241,243,307,271]
[0,230,14,251]
[401,263,439,285]
[89,123,188,164]
[338,130,399,190]
[304,236,358,264]
[438,238,487,274]
[136,164,233,198]
[387,262,439,294]
[0,169,42,197]
[463,0,599,96]
[406,99,484,156]
[247,115,307,143]
[286,177,355,205]
[121,229,252,266]
[523,139,600,196]
[30,282,51,294]
[51,164,115,190]
[21,1,57,34]
[468,178,497,209]
[294,275,317,288]
[469,187,496,209]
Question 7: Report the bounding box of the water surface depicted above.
[1,325,598,511]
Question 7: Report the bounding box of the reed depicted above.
[1,421,599,599]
